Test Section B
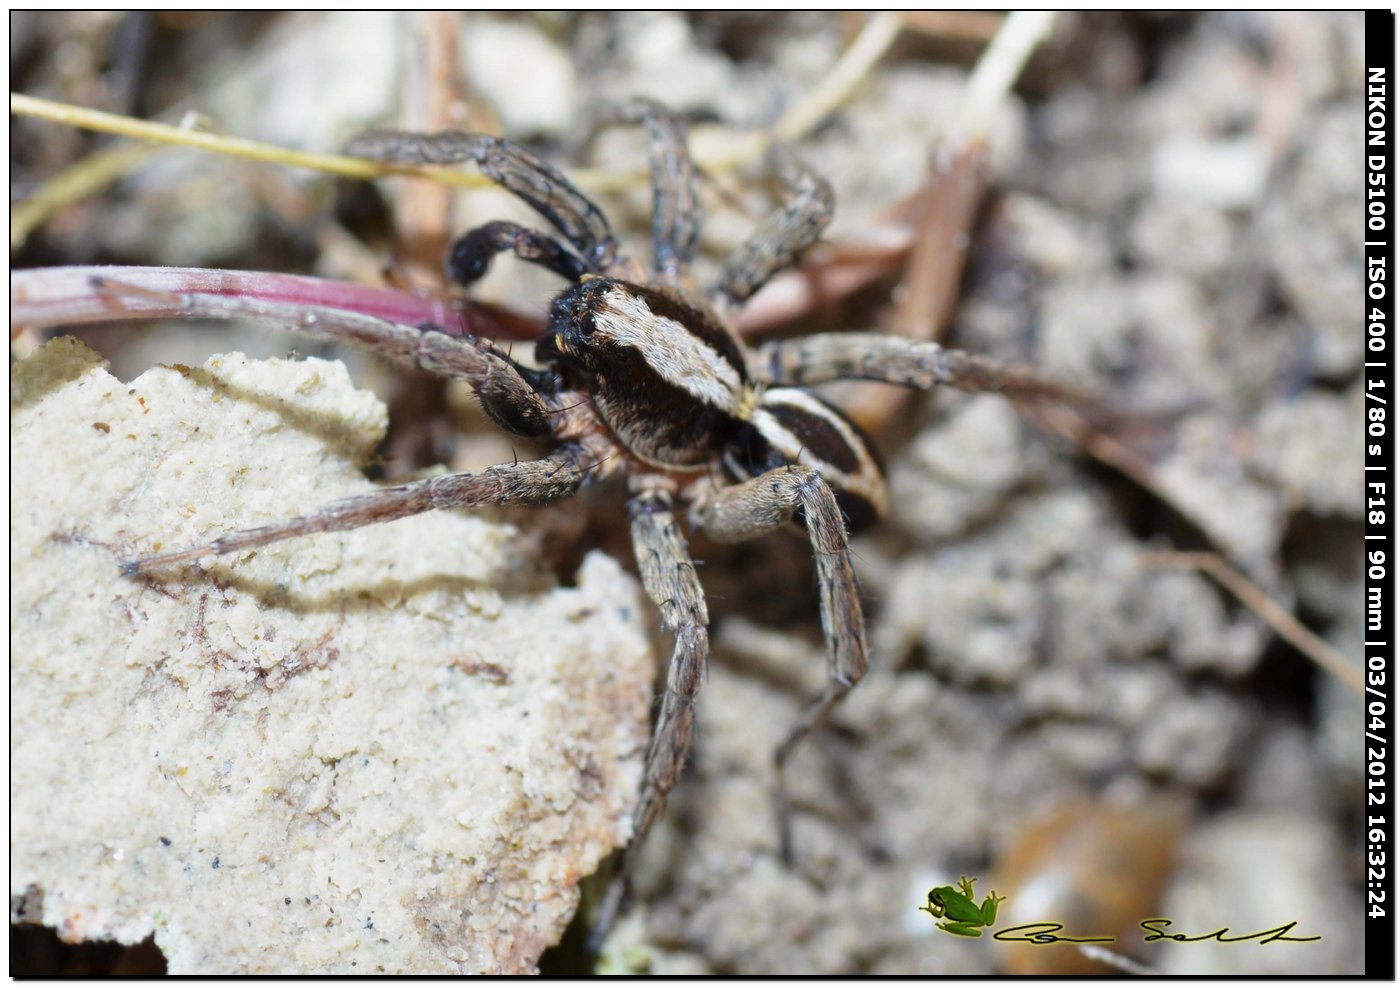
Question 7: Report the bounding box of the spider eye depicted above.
[550,282,605,341]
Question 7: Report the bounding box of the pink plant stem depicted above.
[10,265,472,336]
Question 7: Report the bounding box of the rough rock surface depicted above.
[10,339,654,974]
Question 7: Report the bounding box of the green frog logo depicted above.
[919,876,1006,937]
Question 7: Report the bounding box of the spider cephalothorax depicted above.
[543,275,755,468]
[125,99,1069,944]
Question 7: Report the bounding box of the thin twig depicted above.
[957,11,1056,142]
[776,11,904,144]
[898,11,1006,43]
[11,142,158,249]
[845,11,1055,432]
[1022,403,1361,696]
[10,15,904,207]
[391,10,465,288]
[572,11,906,193]
[10,92,476,185]
[1141,550,1364,696]
[1029,404,1247,567]
[1075,944,1154,976]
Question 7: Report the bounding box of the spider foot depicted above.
[585,873,629,958]
[120,544,215,576]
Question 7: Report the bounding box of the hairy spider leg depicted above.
[87,283,559,438]
[756,332,1096,408]
[123,447,594,575]
[711,147,835,308]
[613,98,703,284]
[693,466,867,864]
[345,128,620,274]
[90,284,607,575]
[590,484,712,949]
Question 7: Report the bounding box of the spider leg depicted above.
[612,98,702,284]
[756,332,1094,407]
[693,467,866,864]
[122,447,592,575]
[447,220,588,287]
[712,147,834,308]
[590,485,711,949]
[87,282,559,439]
[345,129,619,272]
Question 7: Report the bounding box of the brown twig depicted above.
[1141,550,1363,696]
[897,11,1006,43]
[732,227,914,336]
[844,141,991,433]
[837,12,1056,434]
[1026,402,1251,568]
[390,11,465,289]
[1021,402,1354,696]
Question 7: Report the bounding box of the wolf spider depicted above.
[122,100,1069,944]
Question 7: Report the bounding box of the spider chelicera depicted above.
[119,99,1071,944]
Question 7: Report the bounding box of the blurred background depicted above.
[11,11,1366,974]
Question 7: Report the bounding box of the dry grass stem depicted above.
[1141,551,1363,696]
